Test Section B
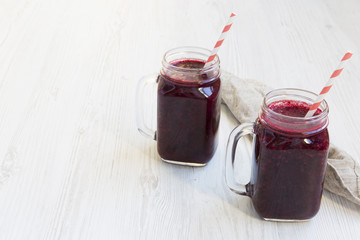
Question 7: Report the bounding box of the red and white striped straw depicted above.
[203,13,236,68]
[305,52,353,118]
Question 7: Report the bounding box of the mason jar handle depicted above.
[225,122,255,196]
[135,73,158,140]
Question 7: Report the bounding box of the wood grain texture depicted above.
[0,0,359,239]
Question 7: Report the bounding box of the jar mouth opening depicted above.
[260,88,329,135]
[263,88,329,121]
[162,46,220,75]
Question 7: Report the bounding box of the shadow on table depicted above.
[158,147,262,221]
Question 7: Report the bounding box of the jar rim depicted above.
[162,46,220,75]
[263,88,329,120]
[260,88,329,134]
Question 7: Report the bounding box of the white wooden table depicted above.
[0,0,359,239]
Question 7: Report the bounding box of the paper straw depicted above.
[305,52,353,118]
[203,13,236,68]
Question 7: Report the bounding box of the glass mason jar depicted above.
[225,88,330,221]
[136,46,221,166]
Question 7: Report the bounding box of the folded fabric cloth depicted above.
[221,71,360,205]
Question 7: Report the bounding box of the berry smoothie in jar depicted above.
[225,88,329,221]
[156,47,221,166]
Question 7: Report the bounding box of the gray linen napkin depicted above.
[221,71,360,205]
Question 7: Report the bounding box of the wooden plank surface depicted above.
[0,0,359,239]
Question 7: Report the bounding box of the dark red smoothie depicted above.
[251,100,329,220]
[156,59,221,165]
